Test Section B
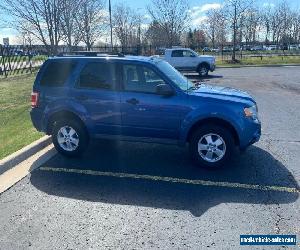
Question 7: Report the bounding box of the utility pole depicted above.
[109,0,113,51]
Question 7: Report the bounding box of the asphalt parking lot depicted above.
[1,66,300,249]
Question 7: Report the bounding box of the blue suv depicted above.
[30,53,261,168]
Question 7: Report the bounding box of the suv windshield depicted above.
[155,61,193,91]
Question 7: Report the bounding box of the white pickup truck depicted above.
[163,48,216,76]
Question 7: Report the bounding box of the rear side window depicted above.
[171,50,183,57]
[78,62,114,89]
[40,61,76,86]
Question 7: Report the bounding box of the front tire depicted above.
[52,119,88,157]
[197,64,209,77]
[189,124,235,169]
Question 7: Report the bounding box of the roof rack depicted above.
[57,51,125,57]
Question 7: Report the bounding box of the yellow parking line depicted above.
[39,167,300,194]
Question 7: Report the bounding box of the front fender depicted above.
[179,104,244,145]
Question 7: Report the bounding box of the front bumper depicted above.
[239,120,261,150]
[210,64,216,72]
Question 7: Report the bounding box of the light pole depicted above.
[109,0,113,51]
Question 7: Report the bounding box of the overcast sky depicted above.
[0,0,299,44]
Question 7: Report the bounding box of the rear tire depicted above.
[189,124,235,169]
[52,119,88,157]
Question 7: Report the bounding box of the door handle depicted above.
[76,95,88,101]
[126,98,139,105]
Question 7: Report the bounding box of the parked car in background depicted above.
[222,47,232,52]
[242,45,251,51]
[25,51,38,57]
[30,53,260,168]
[289,45,299,50]
[280,45,288,50]
[163,48,216,76]
[250,46,263,51]
[266,45,278,51]
[211,48,220,53]
[13,50,25,56]
[156,47,167,55]
[202,47,212,52]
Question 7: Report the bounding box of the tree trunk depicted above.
[232,6,237,61]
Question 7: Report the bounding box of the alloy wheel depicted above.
[57,126,79,152]
[197,133,226,163]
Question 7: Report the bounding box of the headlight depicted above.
[244,105,259,122]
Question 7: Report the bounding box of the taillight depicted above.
[31,92,39,108]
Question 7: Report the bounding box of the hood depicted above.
[189,84,255,104]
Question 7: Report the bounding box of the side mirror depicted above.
[190,54,196,57]
[156,84,174,96]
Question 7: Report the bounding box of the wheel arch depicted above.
[197,62,210,71]
[46,110,88,135]
[186,117,240,146]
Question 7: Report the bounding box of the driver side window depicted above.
[123,64,166,94]
[182,50,193,57]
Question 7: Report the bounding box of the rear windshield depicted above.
[40,61,77,86]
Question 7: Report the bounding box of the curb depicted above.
[217,64,300,69]
[0,135,52,175]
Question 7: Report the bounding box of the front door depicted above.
[181,50,199,70]
[120,63,187,140]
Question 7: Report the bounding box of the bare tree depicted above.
[147,0,190,47]
[276,1,292,47]
[260,5,272,44]
[204,8,227,49]
[290,12,300,44]
[205,10,217,48]
[263,1,292,47]
[75,0,107,51]
[17,23,38,46]
[60,0,83,50]
[112,3,140,48]
[1,0,62,54]
[242,6,260,45]
[269,7,281,45]
[224,0,253,60]
[145,20,168,48]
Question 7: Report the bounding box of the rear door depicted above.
[72,60,122,136]
[169,50,184,69]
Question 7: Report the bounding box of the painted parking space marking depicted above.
[39,167,300,194]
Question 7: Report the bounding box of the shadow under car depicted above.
[30,141,299,217]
